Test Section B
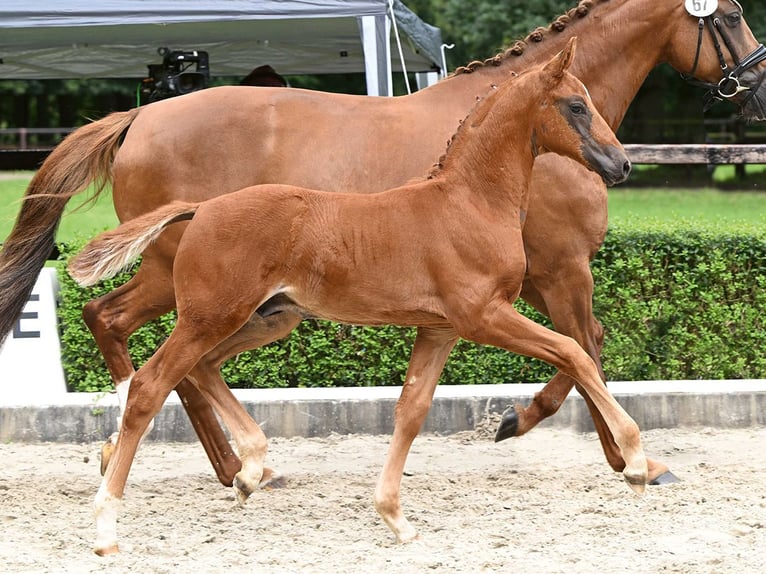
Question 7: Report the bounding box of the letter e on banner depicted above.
[0,269,67,404]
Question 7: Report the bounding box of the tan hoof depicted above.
[259,467,287,490]
[397,531,420,545]
[100,433,118,476]
[624,473,647,495]
[94,543,119,556]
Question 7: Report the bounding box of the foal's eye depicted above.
[569,102,586,115]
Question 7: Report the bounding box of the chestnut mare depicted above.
[69,41,643,554]
[2,0,766,485]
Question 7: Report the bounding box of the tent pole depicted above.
[360,14,392,96]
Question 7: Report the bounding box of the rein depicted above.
[682,9,766,111]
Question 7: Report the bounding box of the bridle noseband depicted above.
[682,7,766,111]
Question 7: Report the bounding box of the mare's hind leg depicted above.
[374,326,458,543]
[82,248,241,485]
[501,274,676,484]
[457,302,647,491]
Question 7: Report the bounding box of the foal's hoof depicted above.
[233,467,285,503]
[649,470,680,486]
[234,475,255,504]
[100,433,119,476]
[397,531,421,545]
[624,473,647,495]
[494,408,519,442]
[260,467,287,490]
[94,543,119,556]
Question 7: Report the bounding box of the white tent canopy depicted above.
[0,0,444,96]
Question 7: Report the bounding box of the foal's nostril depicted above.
[622,160,632,178]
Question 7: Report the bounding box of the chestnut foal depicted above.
[70,40,642,555]
[8,0,766,487]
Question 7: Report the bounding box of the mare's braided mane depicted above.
[453,0,602,76]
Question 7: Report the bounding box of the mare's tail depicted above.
[0,108,141,343]
[68,202,200,287]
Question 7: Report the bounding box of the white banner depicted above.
[0,268,67,404]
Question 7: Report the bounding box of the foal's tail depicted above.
[68,202,200,287]
[0,108,141,343]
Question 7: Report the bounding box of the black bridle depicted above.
[682,5,766,111]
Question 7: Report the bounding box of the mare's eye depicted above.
[569,102,586,115]
[725,12,741,28]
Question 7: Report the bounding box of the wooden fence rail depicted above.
[625,144,766,165]
[1,143,765,171]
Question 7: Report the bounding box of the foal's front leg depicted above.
[460,302,648,491]
[374,326,458,543]
[503,277,676,484]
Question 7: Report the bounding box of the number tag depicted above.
[685,0,718,18]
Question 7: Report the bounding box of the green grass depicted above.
[608,187,766,233]
[0,171,119,244]
[3,170,766,244]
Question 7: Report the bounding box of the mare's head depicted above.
[667,0,766,119]
[523,37,630,186]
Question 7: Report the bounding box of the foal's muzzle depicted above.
[585,144,632,186]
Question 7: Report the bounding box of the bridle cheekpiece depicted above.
[682,1,766,111]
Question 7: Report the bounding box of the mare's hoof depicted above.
[649,470,680,486]
[494,409,519,443]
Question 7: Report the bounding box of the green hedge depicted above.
[56,225,766,392]
[592,224,766,380]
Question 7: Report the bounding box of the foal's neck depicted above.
[431,79,539,209]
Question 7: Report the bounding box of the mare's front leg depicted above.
[374,326,458,543]
[458,301,647,491]
[82,247,241,486]
[499,275,604,438]
[498,157,608,445]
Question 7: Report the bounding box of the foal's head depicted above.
[522,37,631,186]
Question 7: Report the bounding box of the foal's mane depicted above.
[452,0,604,76]
[427,76,522,180]
[428,0,606,178]
[435,0,745,174]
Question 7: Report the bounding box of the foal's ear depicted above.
[542,36,577,83]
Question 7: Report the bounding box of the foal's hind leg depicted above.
[458,303,647,492]
[94,313,245,555]
[95,290,265,554]
[82,249,241,485]
[187,362,273,503]
[374,326,458,543]
[186,310,305,498]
